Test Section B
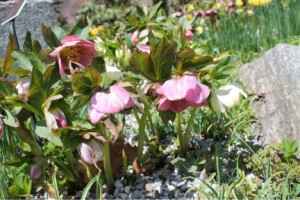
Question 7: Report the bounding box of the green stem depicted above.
[103,140,114,189]
[176,112,185,157]
[137,104,149,164]
[184,108,198,152]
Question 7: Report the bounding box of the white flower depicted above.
[78,140,103,165]
[211,83,247,112]
[104,63,123,85]
[16,76,30,102]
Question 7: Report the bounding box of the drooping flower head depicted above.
[30,164,42,179]
[211,83,247,112]
[184,29,194,40]
[0,117,3,140]
[78,140,103,165]
[50,35,98,76]
[44,95,67,130]
[156,76,210,113]
[88,85,135,124]
[16,76,30,102]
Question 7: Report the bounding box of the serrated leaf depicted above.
[176,47,195,73]
[150,38,175,81]
[128,50,156,81]
[11,51,33,71]
[51,25,67,41]
[71,67,102,95]
[182,55,213,71]
[44,65,60,96]
[28,68,46,110]
[3,33,17,77]
[23,32,42,55]
[41,23,60,48]
[149,1,162,19]
[35,120,63,146]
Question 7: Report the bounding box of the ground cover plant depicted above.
[0,0,300,199]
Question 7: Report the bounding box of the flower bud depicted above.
[45,107,67,130]
[16,76,30,102]
[30,164,42,179]
[78,140,103,165]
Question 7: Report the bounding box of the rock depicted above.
[124,186,131,193]
[114,179,123,189]
[57,0,90,25]
[0,0,58,58]
[239,44,300,146]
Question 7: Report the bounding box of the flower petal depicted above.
[88,103,105,124]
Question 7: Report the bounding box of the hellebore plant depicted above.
[50,35,98,76]
[0,117,3,140]
[211,83,247,113]
[156,75,210,156]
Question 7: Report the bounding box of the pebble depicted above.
[120,193,128,199]
[115,179,123,189]
[113,188,120,198]
[124,186,131,193]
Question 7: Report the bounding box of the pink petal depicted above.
[88,103,105,124]
[90,86,134,114]
[156,76,196,101]
[61,35,81,44]
[131,31,139,43]
[157,96,171,111]
[185,83,210,105]
[78,143,94,165]
[168,99,190,113]
[58,53,68,76]
[139,29,149,38]
[137,44,151,53]
[30,164,42,179]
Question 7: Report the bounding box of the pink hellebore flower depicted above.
[184,29,194,41]
[156,76,210,113]
[88,86,135,124]
[16,76,30,102]
[44,95,67,130]
[49,35,98,76]
[137,44,151,53]
[131,30,139,43]
[0,118,3,140]
[78,140,103,165]
[30,164,42,179]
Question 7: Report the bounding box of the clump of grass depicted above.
[202,0,300,61]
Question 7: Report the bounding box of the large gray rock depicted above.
[239,44,300,145]
[0,0,58,58]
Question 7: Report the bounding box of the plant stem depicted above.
[103,140,114,189]
[137,103,149,164]
[176,112,185,157]
[184,108,197,152]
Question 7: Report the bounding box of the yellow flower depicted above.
[248,0,260,6]
[187,4,194,12]
[89,28,99,36]
[261,0,271,5]
[217,2,227,9]
[98,25,104,31]
[196,26,204,35]
[236,0,243,6]
[186,14,193,20]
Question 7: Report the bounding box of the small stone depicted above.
[125,186,131,193]
[145,183,154,192]
[115,179,123,189]
[176,179,187,187]
[120,193,128,199]
[113,188,120,198]
[167,184,176,191]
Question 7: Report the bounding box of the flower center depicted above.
[61,46,81,62]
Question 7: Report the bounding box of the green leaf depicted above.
[8,68,31,76]
[11,51,33,71]
[3,33,18,77]
[35,120,63,146]
[51,25,67,41]
[182,55,213,71]
[128,50,156,81]
[44,65,61,96]
[3,109,19,128]
[148,1,162,19]
[91,57,105,74]
[71,95,90,112]
[135,5,146,19]
[212,65,236,80]
[81,176,97,200]
[71,67,102,95]
[0,78,15,96]
[150,38,175,81]
[159,110,175,124]
[23,32,42,55]
[176,47,195,73]
[70,18,88,38]
[28,67,47,110]
[41,23,60,48]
